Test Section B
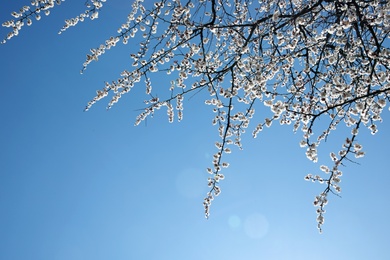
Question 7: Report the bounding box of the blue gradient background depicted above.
[1,1,389,259]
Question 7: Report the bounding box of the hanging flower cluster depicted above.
[1,0,109,43]
[3,0,390,232]
[1,0,62,44]
[58,0,107,34]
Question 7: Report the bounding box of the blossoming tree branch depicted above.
[3,0,390,233]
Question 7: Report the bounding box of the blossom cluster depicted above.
[4,0,390,231]
[1,0,63,44]
[79,0,390,230]
[58,0,107,34]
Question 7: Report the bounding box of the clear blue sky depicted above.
[0,1,389,259]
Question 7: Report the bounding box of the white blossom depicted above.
[4,0,389,233]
